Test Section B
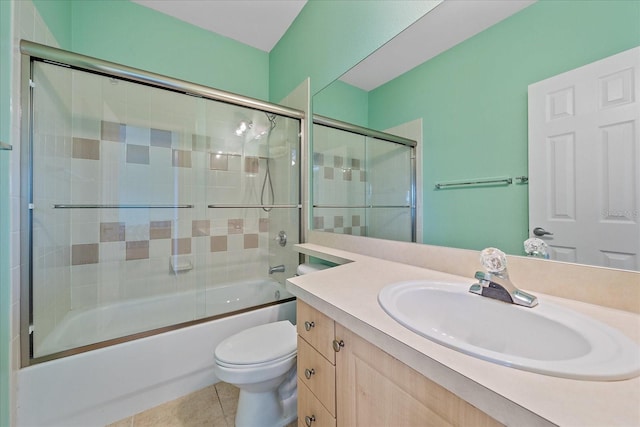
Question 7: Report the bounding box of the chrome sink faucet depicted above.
[470,248,538,308]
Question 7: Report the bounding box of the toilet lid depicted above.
[215,320,297,365]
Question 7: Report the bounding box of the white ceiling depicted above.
[340,0,536,91]
[133,0,536,91]
[132,0,307,53]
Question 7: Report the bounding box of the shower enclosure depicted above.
[20,41,304,364]
[312,116,416,242]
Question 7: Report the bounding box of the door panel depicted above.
[528,47,640,270]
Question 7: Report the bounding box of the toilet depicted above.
[214,320,298,427]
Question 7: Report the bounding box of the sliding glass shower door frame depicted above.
[312,114,417,242]
[19,41,307,366]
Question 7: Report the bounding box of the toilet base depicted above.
[235,389,297,427]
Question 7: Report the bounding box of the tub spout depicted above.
[269,264,285,274]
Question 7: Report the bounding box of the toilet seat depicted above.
[215,351,296,369]
[214,320,297,366]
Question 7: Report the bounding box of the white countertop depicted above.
[286,243,640,427]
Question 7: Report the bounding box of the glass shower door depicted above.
[312,122,414,241]
[28,59,301,361]
[312,124,368,235]
[366,136,413,242]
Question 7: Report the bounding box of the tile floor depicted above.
[107,382,297,427]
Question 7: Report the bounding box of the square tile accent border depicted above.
[65,120,281,268]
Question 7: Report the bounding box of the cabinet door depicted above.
[335,324,502,427]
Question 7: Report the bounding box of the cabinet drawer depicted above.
[297,336,336,416]
[298,381,336,427]
[297,300,335,363]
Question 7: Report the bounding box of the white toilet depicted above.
[214,320,298,427]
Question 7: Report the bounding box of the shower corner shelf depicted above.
[0,141,13,151]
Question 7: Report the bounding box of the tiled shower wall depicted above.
[312,124,412,241]
[31,62,299,355]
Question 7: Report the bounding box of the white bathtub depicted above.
[17,279,297,427]
[36,278,292,357]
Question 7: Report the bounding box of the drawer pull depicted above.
[305,415,316,426]
[304,368,315,379]
[304,321,315,331]
[332,339,345,352]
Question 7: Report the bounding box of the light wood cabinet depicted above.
[335,324,502,427]
[297,300,336,427]
[297,299,336,363]
[296,301,502,427]
[297,381,336,427]
[298,337,336,416]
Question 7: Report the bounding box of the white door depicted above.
[528,46,640,270]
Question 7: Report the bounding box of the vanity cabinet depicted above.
[297,300,336,427]
[297,300,502,427]
[335,324,502,427]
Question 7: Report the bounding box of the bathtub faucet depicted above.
[269,264,285,274]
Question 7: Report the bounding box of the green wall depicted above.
[269,0,441,103]
[33,0,72,49]
[313,79,369,127]
[368,0,640,254]
[0,0,12,423]
[71,0,269,100]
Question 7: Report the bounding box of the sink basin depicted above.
[378,280,640,380]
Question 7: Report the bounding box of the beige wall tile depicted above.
[244,234,258,249]
[172,237,191,255]
[150,221,171,239]
[100,222,126,242]
[172,149,191,168]
[210,153,228,170]
[71,243,99,265]
[244,156,259,174]
[333,155,343,168]
[126,241,149,261]
[211,236,227,252]
[72,137,100,160]
[228,219,243,235]
[101,121,125,142]
[259,218,269,232]
[192,220,210,237]
[150,128,172,148]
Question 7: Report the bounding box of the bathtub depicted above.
[36,278,292,357]
[17,279,297,427]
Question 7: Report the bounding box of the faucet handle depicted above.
[479,247,507,273]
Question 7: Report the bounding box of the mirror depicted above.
[312,0,640,271]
